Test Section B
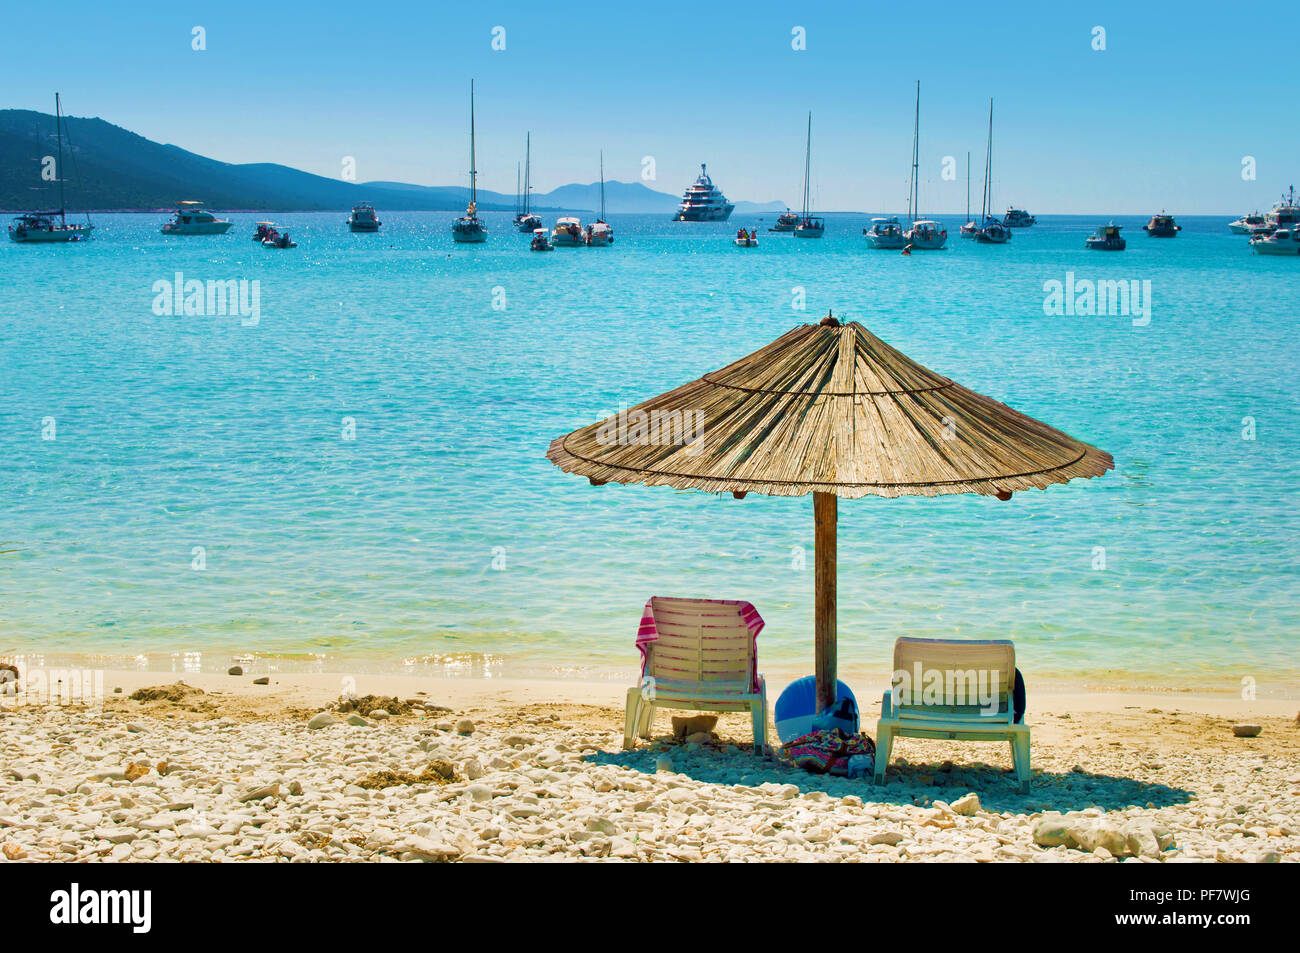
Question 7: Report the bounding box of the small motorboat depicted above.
[1142,212,1181,237]
[905,219,947,250]
[262,230,297,249]
[1085,223,1125,250]
[1003,207,1036,227]
[1249,226,1300,255]
[863,217,906,249]
[253,221,277,242]
[161,201,233,235]
[734,228,758,247]
[974,216,1012,244]
[348,203,381,232]
[551,216,584,246]
[586,221,613,246]
[529,227,553,251]
[769,210,798,232]
[1229,211,1266,234]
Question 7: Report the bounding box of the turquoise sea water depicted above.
[2,211,1297,692]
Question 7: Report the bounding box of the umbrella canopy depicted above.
[547,314,1113,710]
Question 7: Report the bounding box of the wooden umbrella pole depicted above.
[813,491,838,712]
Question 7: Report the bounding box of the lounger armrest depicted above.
[880,690,893,720]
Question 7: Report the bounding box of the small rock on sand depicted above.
[1232,724,1262,737]
[455,719,475,735]
[306,712,337,730]
[951,792,982,816]
[253,676,270,685]
[227,666,243,676]
[346,714,371,727]
[869,831,904,846]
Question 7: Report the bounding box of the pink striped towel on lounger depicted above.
[636,597,765,694]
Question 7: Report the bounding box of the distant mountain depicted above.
[0,108,786,214]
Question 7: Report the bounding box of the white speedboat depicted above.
[864,217,906,249]
[1250,226,1300,255]
[551,217,584,246]
[900,82,947,249]
[348,203,380,232]
[672,164,734,221]
[451,80,487,243]
[1229,211,1266,234]
[906,220,948,249]
[8,95,94,244]
[1003,208,1036,227]
[161,201,233,235]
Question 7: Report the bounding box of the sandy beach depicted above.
[1,669,1295,863]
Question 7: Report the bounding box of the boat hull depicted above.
[673,204,734,222]
[794,226,824,238]
[734,238,758,247]
[586,236,612,246]
[864,234,906,249]
[1085,239,1126,250]
[1250,240,1300,255]
[349,222,380,232]
[452,231,487,243]
[162,222,233,235]
[8,224,93,243]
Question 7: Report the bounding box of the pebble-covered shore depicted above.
[1,684,1296,863]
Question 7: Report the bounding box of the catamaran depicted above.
[8,94,94,243]
[902,81,946,250]
[794,113,824,238]
[514,133,542,233]
[586,152,613,246]
[451,80,487,243]
[974,99,1011,244]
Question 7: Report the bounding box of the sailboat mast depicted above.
[599,150,606,222]
[524,132,531,216]
[909,80,920,223]
[987,98,994,219]
[468,80,477,214]
[55,92,66,225]
[802,112,812,219]
[515,162,521,217]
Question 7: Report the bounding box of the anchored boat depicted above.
[1250,226,1300,255]
[161,201,233,235]
[514,133,542,233]
[1142,211,1181,237]
[794,113,824,238]
[551,217,584,246]
[974,99,1011,244]
[1003,208,1036,227]
[863,217,906,249]
[672,164,734,221]
[529,227,553,251]
[734,228,758,247]
[8,95,94,243]
[585,152,613,246]
[902,81,946,250]
[348,203,381,232]
[451,80,488,243]
[1085,223,1126,250]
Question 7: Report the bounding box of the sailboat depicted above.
[902,81,947,250]
[514,133,542,233]
[452,80,488,243]
[8,94,94,243]
[794,112,824,238]
[974,98,1011,245]
[586,152,613,246]
[960,151,978,238]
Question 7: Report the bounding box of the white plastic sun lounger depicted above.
[623,597,769,752]
[874,637,1031,793]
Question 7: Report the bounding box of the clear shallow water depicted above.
[2,211,1297,692]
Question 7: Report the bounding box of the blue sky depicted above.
[9,0,1297,212]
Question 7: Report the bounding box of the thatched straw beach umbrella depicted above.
[547,314,1112,712]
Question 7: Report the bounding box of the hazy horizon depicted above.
[7,0,1298,216]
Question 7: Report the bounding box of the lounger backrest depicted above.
[891,637,1015,721]
[645,597,754,694]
